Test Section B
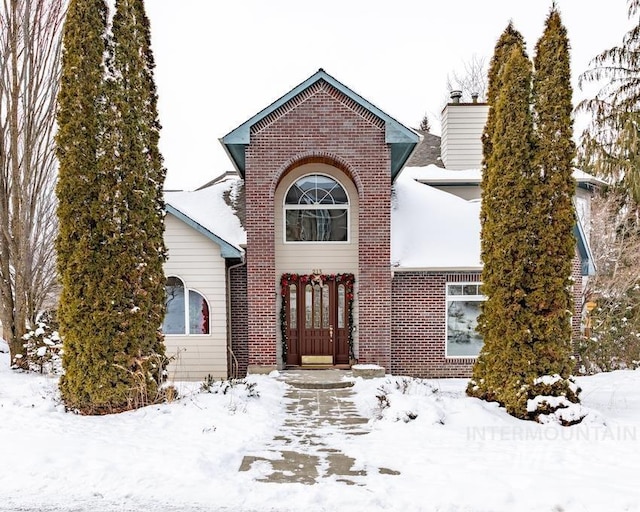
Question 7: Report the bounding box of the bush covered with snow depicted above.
[14,322,63,375]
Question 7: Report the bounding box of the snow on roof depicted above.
[392,167,482,270]
[408,164,605,187]
[164,176,246,251]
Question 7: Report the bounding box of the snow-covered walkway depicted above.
[1,342,640,512]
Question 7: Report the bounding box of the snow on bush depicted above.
[14,322,63,375]
[371,377,446,425]
[525,374,585,426]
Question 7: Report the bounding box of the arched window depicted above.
[163,276,210,335]
[284,174,349,242]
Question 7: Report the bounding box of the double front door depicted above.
[284,274,352,366]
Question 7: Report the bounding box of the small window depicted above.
[284,174,349,242]
[446,282,485,358]
[163,276,210,335]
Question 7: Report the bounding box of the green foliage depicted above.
[468,10,581,422]
[200,375,260,398]
[578,0,640,204]
[56,0,167,414]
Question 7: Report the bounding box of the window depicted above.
[284,174,349,242]
[446,283,484,357]
[163,276,210,335]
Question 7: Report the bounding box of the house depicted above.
[163,69,596,381]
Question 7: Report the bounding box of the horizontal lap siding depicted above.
[163,214,228,381]
[391,271,479,378]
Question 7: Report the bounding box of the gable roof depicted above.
[220,69,420,181]
[164,177,246,260]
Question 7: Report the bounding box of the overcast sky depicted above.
[145,0,634,191]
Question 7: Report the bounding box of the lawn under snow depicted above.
[1,339,639,512]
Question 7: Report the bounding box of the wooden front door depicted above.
[283,274,352,366]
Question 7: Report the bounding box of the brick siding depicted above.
[391,272,480,378]
[244,79,392,369]
[229,262,248,377]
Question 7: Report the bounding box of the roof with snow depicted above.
[164,177,246,259]
[392,167,482,270]
[220,69,420,181]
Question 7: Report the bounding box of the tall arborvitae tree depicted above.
[56,0,167,414]
[104,0,168,402]
[56,0,110,410]
[468,35,537,412]
[468,14,581,423]
[528,7,578,401]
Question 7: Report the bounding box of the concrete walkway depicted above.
[239,370,400,485]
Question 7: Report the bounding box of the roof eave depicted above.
[165,204,243,259]
[220,69,420,178]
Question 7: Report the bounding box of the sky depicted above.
[144,0,635,191]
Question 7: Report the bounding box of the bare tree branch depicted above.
[0,0,65,364]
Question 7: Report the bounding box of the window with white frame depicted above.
[163,276,210,335]
[446,283,485,357]
[284,174,349,242]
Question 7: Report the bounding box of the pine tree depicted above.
[56,0,167,414]
[419,113,431,132]
[578,0,640,203]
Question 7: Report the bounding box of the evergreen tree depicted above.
[578,0,640,203]
[528,7,578,394]
[468,38,537,412]
[419,113,431,132]
[468,14,581,423]
[56,0,167,414]
[56,0,111,411]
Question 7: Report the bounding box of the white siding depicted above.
[163,214,228,381]
[274,163,359,361]
[441,104,489,170]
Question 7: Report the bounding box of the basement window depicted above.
[446,283,484,358]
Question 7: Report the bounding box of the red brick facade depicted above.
[391,272,479,378]
[243,80,392,370]
[229,262,248,378]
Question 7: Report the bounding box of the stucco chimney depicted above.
[440,97,489,170]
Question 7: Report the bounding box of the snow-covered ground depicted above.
[1,339,639,512]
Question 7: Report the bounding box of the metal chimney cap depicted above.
[471,92,479,103]
[450,90,463,103]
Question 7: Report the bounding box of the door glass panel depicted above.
[289,284,297,329]
[322,285,329,328]
[337,284,345,329]
[305,285,313,328]
[313,284,321,328]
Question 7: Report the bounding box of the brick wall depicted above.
[391,272,480,378]
[244,80,392,369]
[229,262,248,377]
[571,253,584,349]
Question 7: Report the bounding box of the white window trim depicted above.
[282,173,351,244]
[164,275,211,337]
[445,282,485,359]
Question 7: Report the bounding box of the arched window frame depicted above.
[163,275,211,336]
[283,173,350,244]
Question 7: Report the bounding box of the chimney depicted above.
[441,96,489,170]
[471,92,479,103]
[450,90,463,104]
